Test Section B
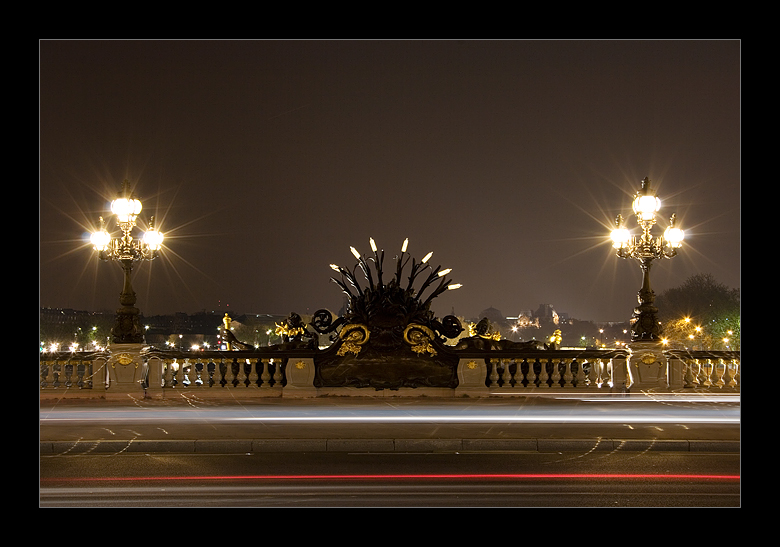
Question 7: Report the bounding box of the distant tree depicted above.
[655,274,740,350]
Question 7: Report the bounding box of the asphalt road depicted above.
[40,392,740,507]
[40,392,741,455]
[40,451,740,507]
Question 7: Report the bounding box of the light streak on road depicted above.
[40,402,739,425]
[41,472,740,483]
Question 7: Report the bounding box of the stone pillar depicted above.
[106,343,146,396]
[666,353,684,390]
[145,355,164,394]
[627,341,668,392]
[456,359,489,397]
[284,357,317,397]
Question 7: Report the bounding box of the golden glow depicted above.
[143,228,164,251]
[401,238,409,252]
[330,264,340,271]
[90,229,111,251]
[422,251,433,263]
[370,238,377,252]
[111,196,142,222]
[447,283,462,290]
[664,225,685,248]
[610,227,631,248]
[438,268,452,277]
[350,246,361,260]
[632,194,661,221]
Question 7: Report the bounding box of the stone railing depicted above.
[39,345,740,399]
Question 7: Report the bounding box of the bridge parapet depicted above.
[39,345,739,399]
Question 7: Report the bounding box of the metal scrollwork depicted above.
[404,324,437,356]
[337,324,370,356]
[311,308,346,335]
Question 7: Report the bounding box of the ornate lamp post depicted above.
[610,177,684,342]
[90,180,164,344]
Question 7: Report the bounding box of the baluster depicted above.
[52,360,61,387]
[191,358,202,386]
[273,359,284,388]
[709,359,721,388]
[595,359,605,388]
[512,358,521,388]
[694,359,707,387]
[487,359,498,388]
[561,358,573,387]
[733,359,740,390]
[246,358,259,387]
[548,358,560,387]
[40,359,52,388]
[528,358,540,387]
[260,359,272,388]
[700,359,712,388]
[76,360,86,388]
[573,359,585,388]
[214,357,226,387]
[235,357,247,387]
[204,359,214,387]
[713,358,729,389]
[681,358,694,388]
[720,358,734,389]
[539,358,550,387]
[182,358,192,386]
[171,359,181,387]
[227,357,238,387]
[497,359,508,387]
[62,360,73,387]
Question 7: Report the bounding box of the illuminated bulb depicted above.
[350,246,361,260]
[330,264,340,271]
[90,229,111,251]
[664,225,684,248]
[111,196,142,222]
[422,251,433,263]
[447,283,462,290]
[143,228,164,250]
[438,268,452,277]
[632,194,661,221]
[610,227,631,249]
[370,238,377,252]
[401,238,409,252]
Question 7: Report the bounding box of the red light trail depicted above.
[42,473,739,483]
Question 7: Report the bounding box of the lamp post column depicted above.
[610,177,685,392]
[91,180,165,395]
[632,257,662,341]
[112,257,144,344]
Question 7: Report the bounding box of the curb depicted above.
[40,438,740,455]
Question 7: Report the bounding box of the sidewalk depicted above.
[39,392,741,455]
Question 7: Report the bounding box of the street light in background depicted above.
[610,177,684,342]
[90,180,164,344]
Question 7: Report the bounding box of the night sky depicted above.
[39,40,740,324]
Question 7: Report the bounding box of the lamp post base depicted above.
[111,306,144,344]
[627,340,669,391]
[106,343,147,395]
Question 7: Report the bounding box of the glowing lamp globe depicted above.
[111,196,142,222]
[664,225,685,248]
[143,228,164,251]
[610,227,631,249]
[90,229,111,251]
[632,194,661,221]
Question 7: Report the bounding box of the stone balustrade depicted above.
[39,345,740,399]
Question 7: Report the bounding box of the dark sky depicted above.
[39,40,740,323]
